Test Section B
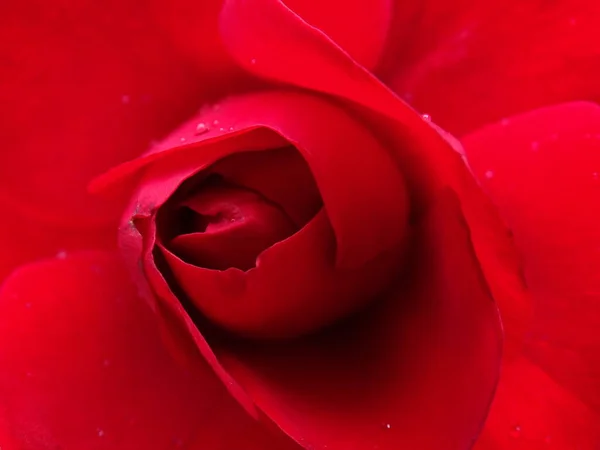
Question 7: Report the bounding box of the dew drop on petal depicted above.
[180,137,187,143]
[593,172,599,181]
[97,429,105,437]
[56,250,67,260]
[195,123,209,135]
[213,119,220,126]
[102,359,111,367]
[509,425,522,438]
[530,141,540,151]
[250,58,257,65]
[121,95,131,105]
[422,114,431,121]
[384,423,391,430]
[500,118,510,127]
[485,170,494,179]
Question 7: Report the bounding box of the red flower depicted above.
[0,0,599,449]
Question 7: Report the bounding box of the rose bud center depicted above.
[170,180,298,271]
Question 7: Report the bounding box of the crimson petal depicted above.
[463,102,600,447]
[0,251,296,449]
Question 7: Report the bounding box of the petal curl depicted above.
[0,251,296,449]
[209,192,502,449]
[463,102,600,447]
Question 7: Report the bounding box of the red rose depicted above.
[1,1,599,449]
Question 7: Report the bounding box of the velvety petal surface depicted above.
[107,90,408,338]
[209,191,502,449]
[383,0,600,135]
[0,0,228,278]
[462,102,600,448]
[0,251,296,449]
[218,0,526,348]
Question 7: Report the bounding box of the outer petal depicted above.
[210,192,502,449]
[0,251,296,449]
[462,102,600,448]
[0,0,226,277]
[382,0,600,135]
[218,0,527,350]
[152,0,390,72]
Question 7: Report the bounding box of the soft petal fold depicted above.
[383,0,600,135]
[209,192,502,449]
[463,102,600,447]
[0,251,295,449]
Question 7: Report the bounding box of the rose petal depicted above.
[206,191,502,449]
[111,90,409,270]
[474,358,600,449]
[170,184,298,271]
[0,251,296,449]
[463,102,600,443]
[0,1,213,227]
[283,0,392,69]
[207,147,322,227]
[0,0,224,280]
[383,0,600,135]
[218,0,528,360]
[158,208,404,338]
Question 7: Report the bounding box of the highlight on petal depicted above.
[0,251,295,449]
[463,102,600,447]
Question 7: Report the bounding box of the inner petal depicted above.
[171,182,297,271]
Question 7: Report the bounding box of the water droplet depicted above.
[593,172,598,181]
[213,119,220,126]
[229,126,234,131]
[103,359,111,367]
[212,104,221,111]
[509,425,522,438]
[26,371,33,377]
[180,137,187,143]
[219,127,225,132]
[195,122,209,135]
[97,429,105,437]
[384,423,391,430]
[568,17,577,26]
[530,141,540,151]
[250,58,257,65]
[56,250,67,260]
[500,118,510,126]
[422,114,432,121]
[121,95,131,105]
[485,170,494,179]
[25,302,32,309]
